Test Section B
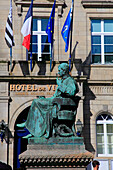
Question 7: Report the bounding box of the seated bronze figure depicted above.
[17,63,80,139]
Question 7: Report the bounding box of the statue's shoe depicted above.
[16,122,26,127]
[22,134,32,139]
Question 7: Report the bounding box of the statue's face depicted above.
[58,67,65,77]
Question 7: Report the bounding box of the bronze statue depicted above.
[17,63,80,139]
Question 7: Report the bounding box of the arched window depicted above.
[96,114,113,156]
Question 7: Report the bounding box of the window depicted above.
[96,114,113,156]
[28,18,51,61]
[91,19,113,64]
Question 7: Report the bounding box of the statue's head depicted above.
[58,63,69,77]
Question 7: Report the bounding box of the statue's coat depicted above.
[25,74,79,137]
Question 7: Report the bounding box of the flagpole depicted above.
[46,0,56,72]
[50,0,55,72]
[50,43,52,72]
[10,0,12,73]
[69,0,74,72]
[5,0,15,73]
[30,0,33,71]
[10,48,12,73]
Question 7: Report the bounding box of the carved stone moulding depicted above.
[81,0,113,8]
[19,151,93,169]
[13,0,65,16]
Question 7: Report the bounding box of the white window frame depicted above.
[31,19,51,61]
[91,19,113,64]
[111,159,113,170]
[96,114,113,157]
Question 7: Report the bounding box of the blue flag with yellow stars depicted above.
[61,7,72,52]
[46,0,56,44]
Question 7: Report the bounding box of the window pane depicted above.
[102,114,108,119]
[32,44,38,53]
[97,144,105,154]
[41,35,48,43]
[41,35,50,53]
[41,44,50,53]
[32,35,37,43]
[97,114,104,121]
[41,19,49,31]
[107,124,113,133]
[92,55,101,63]
[92,45,101,54]
[107,134,113,143]
[97,134,104,143]
[91,20,101,32]
[104,45,113,53]
[33,18,37,31]
[106,115,113,120]
[97,124,104,133]
[92,36,101,44]
[107,145,113,154]
[104,20,113,32]
[105,55,113,63]
[104,36,113,44]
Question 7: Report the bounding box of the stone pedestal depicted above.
[19,137,93,169]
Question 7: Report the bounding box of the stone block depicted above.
[0,63,8,75]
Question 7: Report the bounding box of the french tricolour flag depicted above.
[21,0,33,51]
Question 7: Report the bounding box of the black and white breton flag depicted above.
[5,0,14,48]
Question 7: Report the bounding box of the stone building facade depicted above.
[0,0,113,169]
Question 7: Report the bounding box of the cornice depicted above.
[13,0,65,16]
[81,0,113,8]
[0,76,87,82]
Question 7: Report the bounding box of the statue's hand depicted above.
[57,85,65,93]
[56,78,62,86]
